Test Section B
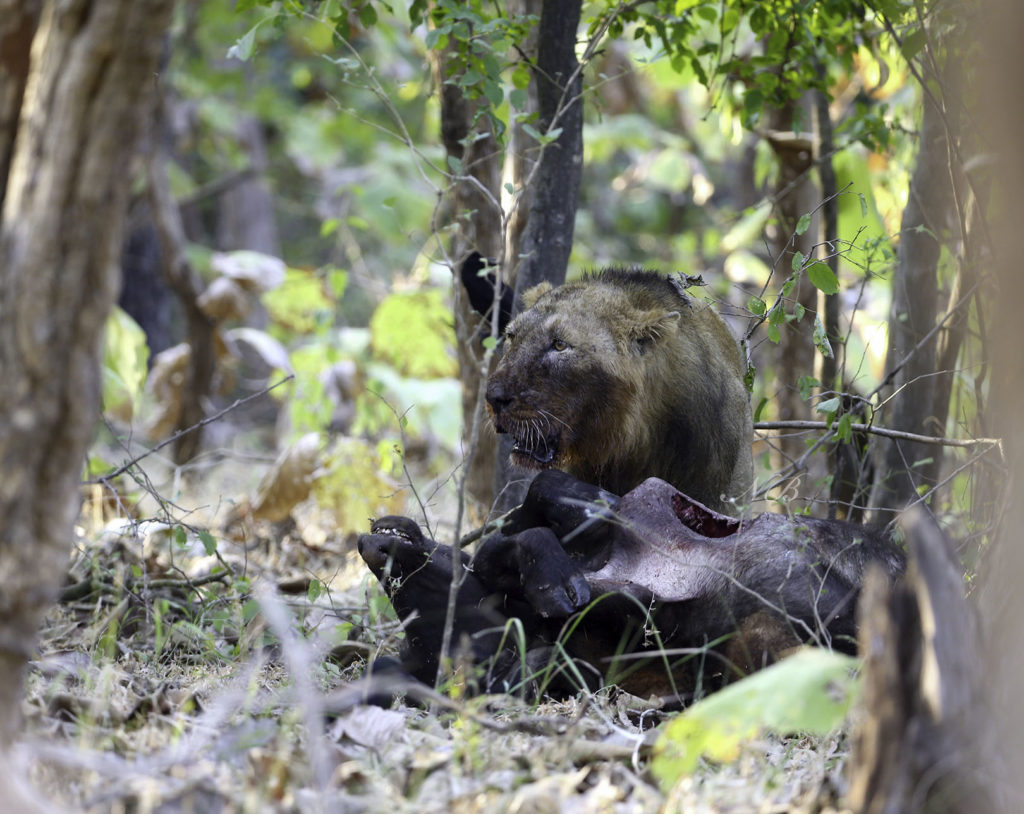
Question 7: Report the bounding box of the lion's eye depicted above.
[551,338,569,352]
[505,330,516,344]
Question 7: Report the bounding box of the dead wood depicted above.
[848,508,993,814]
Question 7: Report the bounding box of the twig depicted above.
[88,375,294,483]
[755,420,1002,452]
[176,166,257,209]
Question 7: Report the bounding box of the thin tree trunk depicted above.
[433,26,504,513]
[510,0,583,297]
[0,0,174,745]
[148,146,217,465]
[494,0,584,509]
[765,96,823,502]
[868,89,953,515]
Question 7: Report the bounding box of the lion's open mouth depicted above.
[511,433,560,466]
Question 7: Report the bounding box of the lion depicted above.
[485,269,753,512]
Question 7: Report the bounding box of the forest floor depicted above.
[13,440,854,813]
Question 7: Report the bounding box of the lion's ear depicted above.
[521,282,553,310]
[629,309,680,352]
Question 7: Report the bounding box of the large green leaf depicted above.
[102,306,149,423]
[369,289,457,379]
[651,649,859,789]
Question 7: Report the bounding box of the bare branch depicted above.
[755,420,1002,452]
[89,375,294,483]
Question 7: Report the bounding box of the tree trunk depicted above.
[215,115,281,256]
[0,0,174,745]
[494,0,584,509]
[148,145,217,465]
[977,2,1024,802]
[433,28,504,515]
[868,88,953,515]
[848,510,991,814]
[0,0,40,204]
[509,0,583,298]
[765,96,823,503]
[501,0,541,275]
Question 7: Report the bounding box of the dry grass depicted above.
[14,449,854,812]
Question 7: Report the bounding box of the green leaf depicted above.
[447,154,463,174]
[102,306,149,422]
[651,649,858,787]
[369,289,458,378]
[482,335,498,350]
[227,25,259,61]
[174,526,188,546]
[262,267,334,335]
[424,27,448,50]
[858,192,868,217]
[836,412,853,442]
[816,396,841,414]
[797,375,819,401]
[358,3,378,27]
[199,530,218,556]
[796,213,811,236]
[813,313,834,358]
[791,250,805,272]
[747,296,766,316]
[766,323,781,343]
[743,88,764,126]
[807,262,840,294]
[482,80,504,107]
[308,578,325,602]
[512,63,532,90]
[900,28,926,62]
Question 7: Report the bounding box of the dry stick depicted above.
[754,420,1002,451]
[89,374,294,483]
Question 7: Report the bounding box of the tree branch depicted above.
[89,375,294,483]
[755,420,1001,452]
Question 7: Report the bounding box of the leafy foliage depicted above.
[651,648,859,785]
[101,307,150,423]
[369,289,458,379]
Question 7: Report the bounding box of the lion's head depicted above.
[485,270,752,510]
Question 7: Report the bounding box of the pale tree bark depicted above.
[0,0,174,753]
[977,1,1024,804]
[501,0,540,275]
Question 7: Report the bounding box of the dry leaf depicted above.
[251,433,322,522]
[145,343,190,439]
[198,276,251,322]
[210,250,286,292]
[227,327,293,372]
[329,706,407,749]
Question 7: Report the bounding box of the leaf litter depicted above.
[19,452,856,812]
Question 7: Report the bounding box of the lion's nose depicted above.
[486,381,512,414]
